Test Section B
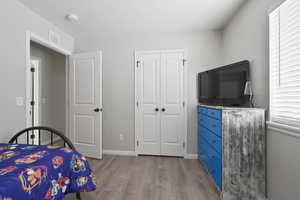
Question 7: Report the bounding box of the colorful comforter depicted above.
[0,143,96,200]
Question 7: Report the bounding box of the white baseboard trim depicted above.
[184,154,198,159]
[103,149,137,156]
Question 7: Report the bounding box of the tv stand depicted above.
[197,105,266,200]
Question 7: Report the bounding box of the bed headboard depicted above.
[9,126,75,150]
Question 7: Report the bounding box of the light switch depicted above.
[16,97,24,106]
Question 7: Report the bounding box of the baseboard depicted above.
[103,149,137,156]
[184,154,198,159]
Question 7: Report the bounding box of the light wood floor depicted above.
[65,155,220,200]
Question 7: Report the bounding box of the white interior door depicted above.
[69,51,102,159]
[136,53,161,155]
[135,50,186,157]
[160,52,185,156]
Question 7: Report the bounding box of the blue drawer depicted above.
[198,115,204,127]
[200,127,222,154]
[198,137,204,161]
[198,107,207,115]
[206,108,222,120]
[198,113,208,127]
[207,143,222,190]
[199,114,209,129]
[207,117,222,137]
[199,126,207,140]
[198,137,210,169]
[198,131,202,158]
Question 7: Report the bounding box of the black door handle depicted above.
[155,108,159,112]
[161,108,166,112]
[94,108,100,112]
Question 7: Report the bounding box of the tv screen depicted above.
[198,60,250,107]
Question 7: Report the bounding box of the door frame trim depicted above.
[29,57,41,128]
[25,31,71,143]
[134,49,188,157]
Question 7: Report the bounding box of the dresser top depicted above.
[198,104,265,111]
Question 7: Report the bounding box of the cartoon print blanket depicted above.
[0,143,96,200]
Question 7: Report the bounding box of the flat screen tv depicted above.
[198,60,250,107]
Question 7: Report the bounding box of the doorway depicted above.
[25,32,103,159]
[29,41,67,145]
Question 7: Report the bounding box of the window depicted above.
[269,0,300,128]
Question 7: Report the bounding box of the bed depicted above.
[0,126,96,200]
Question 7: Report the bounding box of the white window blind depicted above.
[269,0,300,128]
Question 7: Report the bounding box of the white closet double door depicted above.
[135,50,187,157]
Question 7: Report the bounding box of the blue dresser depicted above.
[197,106,222,190]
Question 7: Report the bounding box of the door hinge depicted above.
[183,142,186,149]
[183,59,187,66]
[183,101,186,107]
[136,61,141,68]
[136,101,139,107]
[137,140,139,147]
[30,67,35,72]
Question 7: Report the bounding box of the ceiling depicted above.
[18,0,245,38]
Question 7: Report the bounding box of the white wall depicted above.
[30,42,66,141]
[267,129,300,199]
[223,0,273,109]
[222,0,300,199]
[76,31,223,154]
[0,0,74,142]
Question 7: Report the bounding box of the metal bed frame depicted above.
[9,126,81,200]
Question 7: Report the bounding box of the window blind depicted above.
[269,0,300,128]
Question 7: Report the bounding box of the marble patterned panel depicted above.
[222,109,266,200]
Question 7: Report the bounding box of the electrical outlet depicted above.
[120,134,124,141]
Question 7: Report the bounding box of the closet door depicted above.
[136,52,161,155]
[160,51,185,156]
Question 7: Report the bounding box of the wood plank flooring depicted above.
[64,155,220,200]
